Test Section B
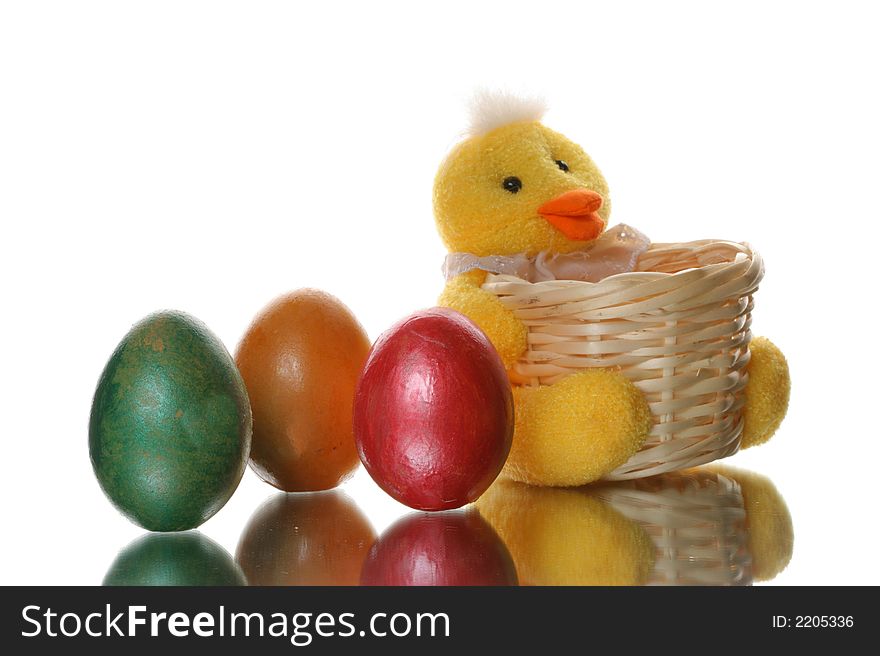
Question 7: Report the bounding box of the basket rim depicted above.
[484,239,759,288]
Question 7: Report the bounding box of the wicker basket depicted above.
[595,469,753,585]
[482,240,763,480]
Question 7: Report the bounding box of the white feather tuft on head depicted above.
[465,89,547,137]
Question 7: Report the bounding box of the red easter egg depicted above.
[353,308,513,511]
[360,511,518,586]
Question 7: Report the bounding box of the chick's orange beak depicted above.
[538,189,605,241]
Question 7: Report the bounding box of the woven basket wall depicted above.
[596,469,753,585]
[482,240,764,480]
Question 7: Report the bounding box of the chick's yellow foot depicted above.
[742,336,790,449]
[503,369,652,486]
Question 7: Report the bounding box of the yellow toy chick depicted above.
[435,92,790,486]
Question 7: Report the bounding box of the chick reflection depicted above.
[476,465,793,586]
[236,490,376,586]
[360,510,518,586]
[104,531,246,586]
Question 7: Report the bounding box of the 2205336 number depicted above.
[795,616,854,628]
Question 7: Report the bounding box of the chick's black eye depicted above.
[502,176,522,194]
[555,159,570,172]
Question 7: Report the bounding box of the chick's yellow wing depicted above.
[439,270,527,371]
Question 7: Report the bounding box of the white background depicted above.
[1,0,878,585]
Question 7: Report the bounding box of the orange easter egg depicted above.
[235,289,371,491]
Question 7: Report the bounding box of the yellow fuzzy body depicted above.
[434,112,790,486]
[475,479,654,586]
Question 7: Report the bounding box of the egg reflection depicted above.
[236,490,376,585]
[476,466,793,586]
[104,531,246,586]
[360,510,518,586]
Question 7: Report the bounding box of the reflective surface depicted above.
[236,491,375,585]
[360,510,518,586]
[104,532,246,586]
[103,464,793,586]
[478,465,792,586]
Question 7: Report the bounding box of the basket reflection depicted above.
[477,466,792,586]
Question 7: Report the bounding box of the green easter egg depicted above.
[103,532,246,586]
[89,311,252,531]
